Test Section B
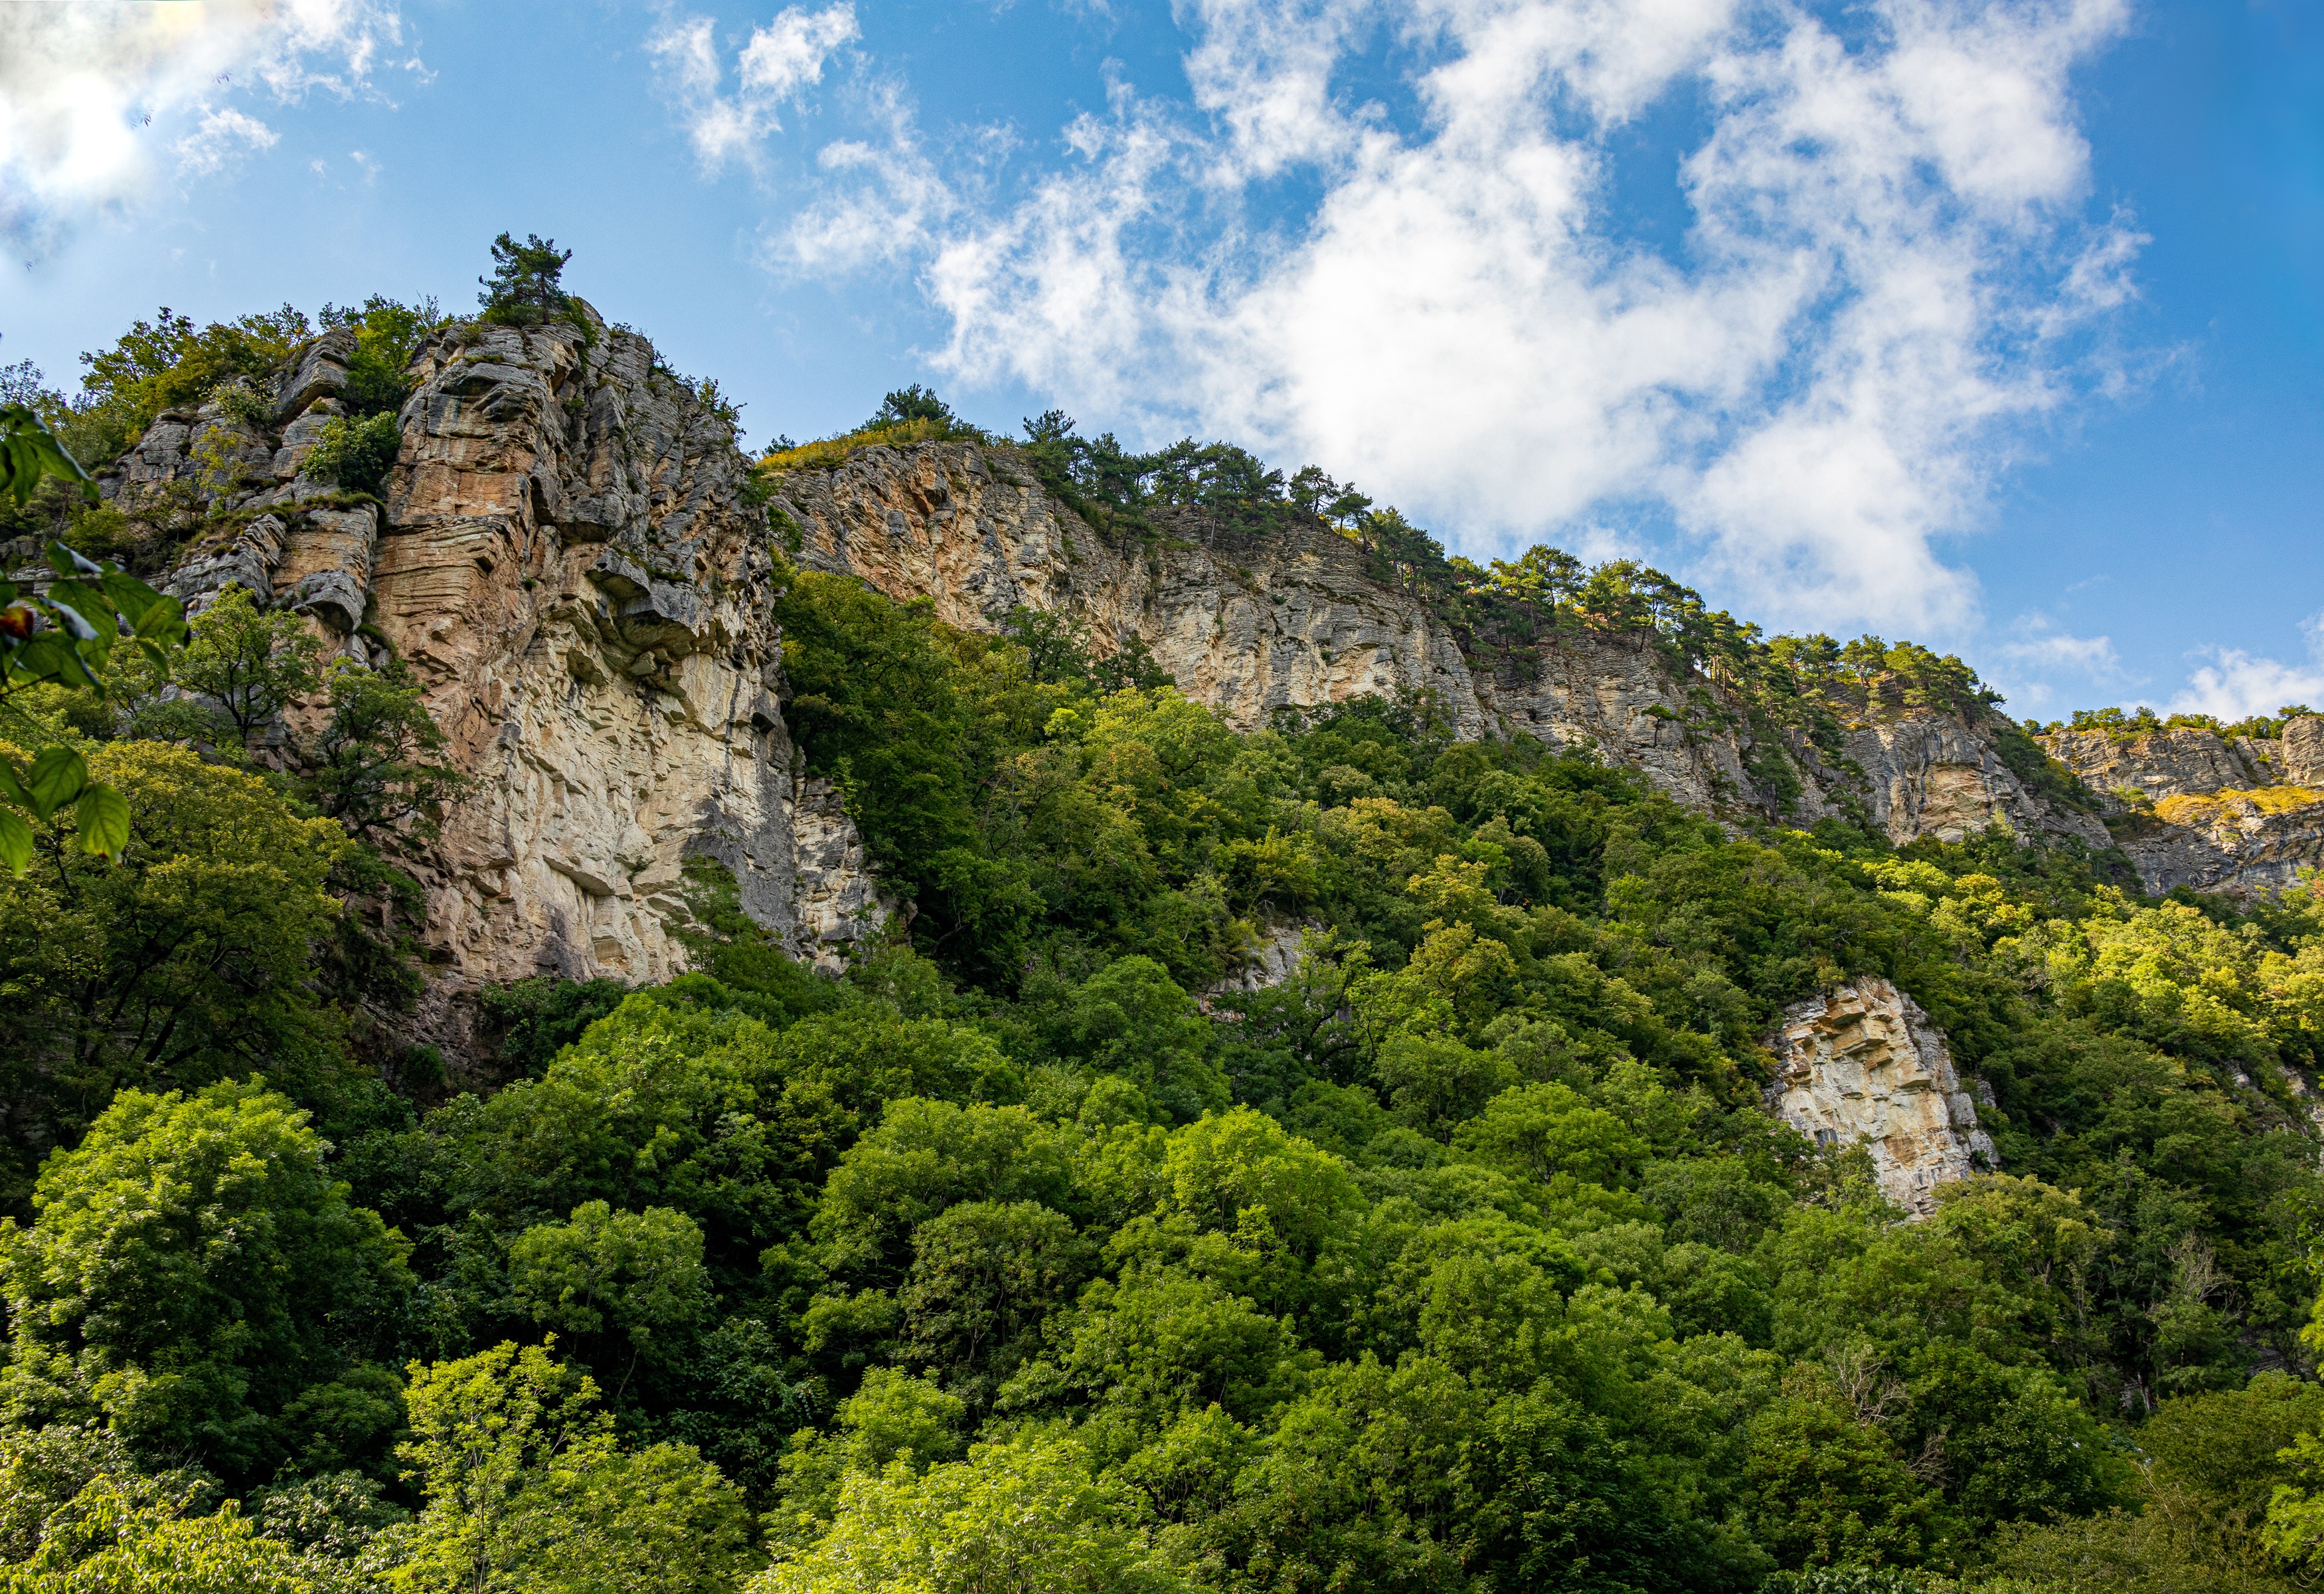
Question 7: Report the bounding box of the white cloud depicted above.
[710,0,2137,638]
[0,0,412,258]
[2168,615,2324,723]
[1997,622,2119,674]
[649,4,860,175]
[173,108,280,177]
[1986,614,2119,713]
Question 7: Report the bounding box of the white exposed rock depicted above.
[2041,725,2269,803]
[1209,922,1313,999]
[785,775,900,974]
[1848,718,2110,849]
[120,312,896,1052]
[1768,977,1996,1217]
[779,440,2125,845]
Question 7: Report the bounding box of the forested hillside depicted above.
[1,280,2323,1593]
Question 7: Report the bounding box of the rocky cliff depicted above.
[771,440,2111,852]
[1768,977,1998,1216]
[89,307,896,1057]
[88,315,2309,1061]
[2038,719,2324,895]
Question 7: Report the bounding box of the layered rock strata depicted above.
[100,317,2314,1027]
[1769,977,1997,1216]
[95,308,895,1016]
[2038,720,2324,896]
[774,441,2108,846]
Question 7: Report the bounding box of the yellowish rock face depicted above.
[1768,976,1997,1217]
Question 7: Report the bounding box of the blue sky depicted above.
[1,0,2316,723]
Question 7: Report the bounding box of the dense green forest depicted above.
[3,289,2324,1593]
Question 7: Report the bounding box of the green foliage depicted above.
[509,1203,713,1373]
[0,741,351,1196]
[391,1341,756,1593]
[302,410,401,495]
[0,1079,412,1484]
[167,583,323,746]
[319,295,443,418]
[477,233,573,327]
[306,657,465,840]
[673,857,839,1025]
[754,1433,1189,1594]
[76,304,310,442]
[473,976,632,1079]
[10,346,2324,1591]
[0,404,96,509]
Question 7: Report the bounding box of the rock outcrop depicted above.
[94,307,896,1033]
[97,308,2311,1052]
[774,440,2108,844]
[1768,977,1997,1216]
[2037,720,2324,896]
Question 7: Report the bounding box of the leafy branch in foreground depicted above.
[0,406,187,867]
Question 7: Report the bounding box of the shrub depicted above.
[303,411,401,495]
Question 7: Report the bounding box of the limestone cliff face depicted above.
[102,308,894,1035]
[2037,720,2324,896]
[1839,718,2108,849]
[774,440,2107,847]
[111,325,2303,1037]
[1769,977,1997,1216]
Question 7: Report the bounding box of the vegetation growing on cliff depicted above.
[762,400,2090,828]
[3,539,2318,1591]
[0,306,2316,1592]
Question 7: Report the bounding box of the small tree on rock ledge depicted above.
[479,232,572,327]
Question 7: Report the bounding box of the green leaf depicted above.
[11,634,100,691]
[0,408,86,507]
[74,781,129,859]
[102,571,169,627]
[27,745,88,821]
[0,761,29,808]
[45,600,97,642]
[48,577,113,625]
[133,592,188,646]
[46,541,105,580]
[0,810,30,876]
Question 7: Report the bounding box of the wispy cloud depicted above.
[173,107,280,177]
[2168,614,2324,721]
[0,0,416,260]
[688,0,2140,638]
[1998,620,2120,674]
[1989,613,2121,712]
[649,3,861,176]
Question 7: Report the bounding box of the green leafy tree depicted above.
[508,1202,713,1393]
[0,1079,413,1483]
[303,411,402,496]
[170,584,323,749]
[1,1475,315,1594]
[306,658,465,841]
[76,304,310,442]
[390,1341,754,1594]
[432,996,855,1290]
[0,743,351,1191]
[753,1433,1190,1594]
[477,234,572,327]
[1067,956,1228,1122]
[766,1367,966,1548]
[320,294,444,417]
[896,1199,1090,1399]
[1737,1366,1947,1571]
[807,1099,1077,1287]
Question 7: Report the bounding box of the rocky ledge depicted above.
[1768,977,1997,1216]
